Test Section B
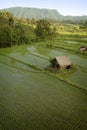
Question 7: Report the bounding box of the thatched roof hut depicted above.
[51,56,72,69]
[79,46,87,52]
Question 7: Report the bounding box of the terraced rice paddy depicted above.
[0,42,87,130]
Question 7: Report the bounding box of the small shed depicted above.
[51,56,72,69]
[79,46,87,52]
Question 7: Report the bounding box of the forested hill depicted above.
[1,7,87,22]
[2,7,63,20]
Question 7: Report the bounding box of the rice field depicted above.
[0,39,87,130]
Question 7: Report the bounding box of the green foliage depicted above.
[0,11,36,48]
[35,19,50,39]
[0,24,25,48]
[0,27,12,47]
[0,10,87,48]
[35,19,56,40]
[0,10,14,22]
[83,20,87,28]
[8,17,14,25]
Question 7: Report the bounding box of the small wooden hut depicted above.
[51,56,72,69]
[79,46,87,52]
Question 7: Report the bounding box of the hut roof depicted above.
[55,56,72,67]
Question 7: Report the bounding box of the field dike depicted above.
[0,53,43,73]
[47,72,87,91]
[0,52,87,92]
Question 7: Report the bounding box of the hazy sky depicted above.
[0,0,87,16]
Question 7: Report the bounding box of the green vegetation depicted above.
[0,9,87,130]
[0,11,36,48]
[35,19,56,40]
[0,10,87,48]
[0,11,57,48]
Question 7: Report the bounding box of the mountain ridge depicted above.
[1,7,87,22]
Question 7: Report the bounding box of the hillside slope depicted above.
[1,7,87,22]
[4,7,63,20]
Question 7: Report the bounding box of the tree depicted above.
[0,10,14,20]
[9,17,14,25]
[84,21,87,27]
[31,18,36,24]
[0,27,12,48]
[35,19,55,40]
